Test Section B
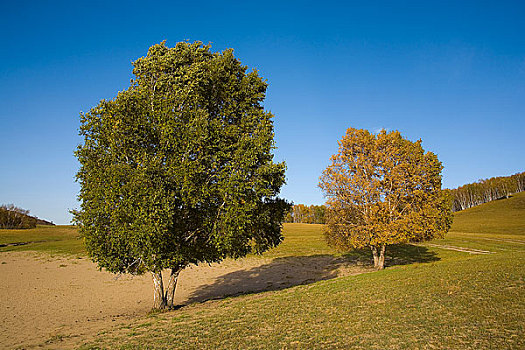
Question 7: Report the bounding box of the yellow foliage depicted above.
[319,128,452,262]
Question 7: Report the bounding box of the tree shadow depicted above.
[184,255,365,305]
[343,244,441,267]
[183,244,439,305]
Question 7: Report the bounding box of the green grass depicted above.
[80,251,523,350]
[0,225,85,256]
[264,223,337,258]
[76,194,525,349]
[3,195,524,348]
[450,191,525,236]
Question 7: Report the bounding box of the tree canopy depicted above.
[74,41,290,308]
[319,128,452,269]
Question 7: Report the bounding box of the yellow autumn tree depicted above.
[319,128,452,269]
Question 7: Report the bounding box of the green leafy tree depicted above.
[319,128,452,269]
[74,41,290,309]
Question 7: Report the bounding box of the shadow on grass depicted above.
[185,245,439,305]
[185,255,354,304]
[344,244,440,267]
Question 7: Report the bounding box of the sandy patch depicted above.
[0,252,368,349]
[420,243,494,254]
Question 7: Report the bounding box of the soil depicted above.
[422,243,493,254]
[0,252,368,349]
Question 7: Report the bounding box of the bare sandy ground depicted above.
[0,252,368,349]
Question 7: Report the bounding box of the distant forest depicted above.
[3,172,523,228]
[287,171,525,224]
[284,204,326,224]
[0,204,55,229]
[450,171,525,212]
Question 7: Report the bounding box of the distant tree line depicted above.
[450,171,525,212]
[286,172,525,220]
[284,204,327,224]
[0,204,37,229]
[0,204,55,229]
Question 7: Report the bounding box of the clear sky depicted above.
[1,1,524,224]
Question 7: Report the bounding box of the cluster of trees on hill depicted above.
[284,204,327,224]
[0,204,54,229]
[450,171,525,211]
[0,204,37,229]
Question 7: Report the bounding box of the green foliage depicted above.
[74,41,290,275]
[0,204,37,229]
[319,128,453,268]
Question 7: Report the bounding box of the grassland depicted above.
[81,250,523,349]
[2,193,524,349]
[450,191,525,236]
[0,225,84,256]
[78,193,524,349]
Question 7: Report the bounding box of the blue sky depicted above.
[1,1,524,224]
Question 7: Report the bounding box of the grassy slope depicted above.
[264,223,336,258]
[450,191,525,236]
[0,225,84,256]
[82,252,523,350]
[77,195,525,350]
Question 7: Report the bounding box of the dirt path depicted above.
[0,252,367,349]
[420,243,493,254]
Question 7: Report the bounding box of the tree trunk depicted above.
[165,267,183,308]
[371,246,379,268]
[152,271,166,309]
[152,266,185,310]
[371,245,386,270]
[378,244,386,269]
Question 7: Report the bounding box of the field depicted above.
[1,193,524,349]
